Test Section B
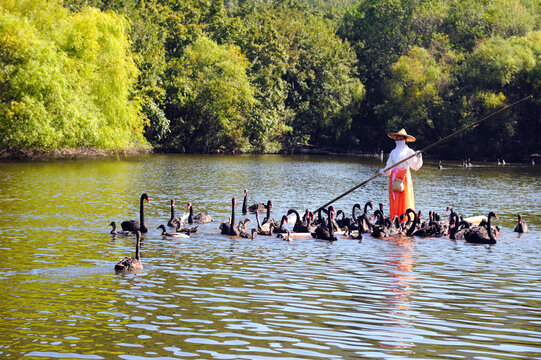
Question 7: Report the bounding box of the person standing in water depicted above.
[379,129,423,219]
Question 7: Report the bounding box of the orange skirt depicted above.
[388,168,415,220]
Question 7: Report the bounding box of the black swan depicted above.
[220,198,240,236]
[358,201,374,232]
[403,209,446,237]
[312,208,328,227]
[248,199,269,214]
[346,216,363,240]
[188,203,213,224]
[287,209,312,233]
[168,199,183,228]
[311,206,337,241]
[242,189,248,215]
[273,215,289,234]
[114,230,143,271]
[403,209,424,236]
[448,213,470,240]
[514,214,529,233]
[261,200,274,225]
[464,212,498,244]
[110,221,134,236]
[121,193,150,233]
[157,224,190,238]
[371,210,398,238]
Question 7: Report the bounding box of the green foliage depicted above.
[0,0,147,150]
[235,1,364,149]
[163,35,255,152]
[1,0,539,159]
[339,0,540,159]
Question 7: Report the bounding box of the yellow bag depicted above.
[392,178,404,192]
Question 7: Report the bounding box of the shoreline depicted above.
[0,146,536,164]
[0,147,152,161]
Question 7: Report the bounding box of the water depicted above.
[0,154,540,359]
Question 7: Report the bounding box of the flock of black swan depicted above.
[113,192,530,271]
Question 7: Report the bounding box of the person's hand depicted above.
[379,168,385,174]
[415,151,422,160]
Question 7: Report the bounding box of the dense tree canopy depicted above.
[1,0,539,160]
[0,0,147,150]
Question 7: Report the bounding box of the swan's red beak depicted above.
[147,198,150,203]
[495,214,499,220]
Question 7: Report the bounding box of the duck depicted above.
[277,230,292,242]
[114,230,143,271]
[238,218,253,238]
[513,214,529,233]
[110,221,134,236]
[121,193,150,233]
[176,224,198,234]
[464,212,498,244]
[255,212,276,236]
[220,198,240,236]
[167,199,183,228]
[188,203,213,224]
[157,224,190,238]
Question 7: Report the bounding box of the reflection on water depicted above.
[0,154,540,359]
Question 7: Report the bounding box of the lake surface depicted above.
[0,154,540,359]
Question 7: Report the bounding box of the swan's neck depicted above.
[256,213,262,229]
[170,204,175,220]
[292,210,300,224]
[140,197,147,230]
[242,195,247,214]
[449,214,459,238]
[487,215,496,241]
[230,202,235,227]
[188,206,193,224]
[328,214,334,235]
[135,233,141,260]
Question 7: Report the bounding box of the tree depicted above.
[163,35,256,152]
[0,0,147,150]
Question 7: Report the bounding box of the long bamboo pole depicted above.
[314,95,533,212]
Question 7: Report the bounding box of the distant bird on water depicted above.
[513,214,529,233]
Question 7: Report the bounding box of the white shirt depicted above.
[382,140,423,176]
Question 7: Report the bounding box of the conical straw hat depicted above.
[387,128,416,142]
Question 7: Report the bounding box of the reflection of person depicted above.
[379,129,423,219]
